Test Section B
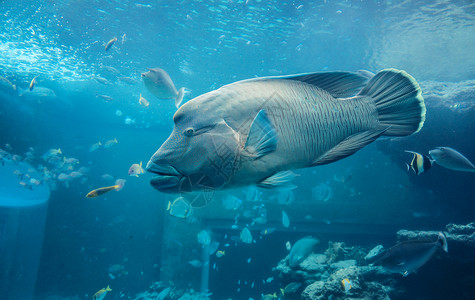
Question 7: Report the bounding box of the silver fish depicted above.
[141,68,187,108]
[375,232,448,276]
[146,69,425,193]
[429,147,475,172]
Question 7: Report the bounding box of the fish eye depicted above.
[184,128,195,137]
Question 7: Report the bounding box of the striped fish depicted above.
[405,150,433,175]
[146,69,426,193]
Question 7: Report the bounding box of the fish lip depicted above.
[145,161,182,176]
[146,161,184,192]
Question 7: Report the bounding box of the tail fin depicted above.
[358,69,426,136]
[175,87,185,108]
[437,232,448,253]
[115,179,126,191]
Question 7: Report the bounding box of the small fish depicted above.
[282,210,290,228]
[141,68,188,108]
[341,278,352,292]
[121,33,126,44]
[128,161,144,177]
[105,37,117,51]
[167,197,193,218]
[118,77,138,85]
[260,227,276,235]
[86,179,126,198]
[90,141,102,152]
[97,94,113,102]
[29,76,38,91]
[64,157,79,164]
[216,250,225,258]
[261,293,277,300]
[43,148,62,159]
[93,285,111,300]
[375,232,448,276]
[18,181,32,190]
[102,174,114,180]
[95,77,111,85]
[104,138,118,148]
[240,227,252,244]
[222,195,242,210]
[197,229,211,245]
[139,94,149,107]
[284,282,302,294]
[58,173,71,182]
[405,150,432,175]
[124,117,135,125]
[188,259,202,268]
[69,171,83,179]
[285,241,291,251]
[429,147,475,172]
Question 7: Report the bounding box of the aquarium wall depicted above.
[0,161,50,299]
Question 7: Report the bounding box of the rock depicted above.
[397,225,475,262]
[300,254,327,272]
[446,222,475,234]
[324,241,349,263]
[301,266,396,300]
[330,260,357,269]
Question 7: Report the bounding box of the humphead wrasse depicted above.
[146,69,426,193]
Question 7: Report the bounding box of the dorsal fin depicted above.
[237,70,372,98]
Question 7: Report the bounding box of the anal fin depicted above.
[257,170,298,190]
[313,128,388,166]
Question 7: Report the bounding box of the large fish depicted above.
[146,69,426,193]
[288,236,319,267]
[141,68,187,108]
[429,147,475,172]
[375,232,448,276]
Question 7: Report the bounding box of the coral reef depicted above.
[276,223,475,299]
[276,242,401,300]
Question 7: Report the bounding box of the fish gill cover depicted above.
[0,1,474,300]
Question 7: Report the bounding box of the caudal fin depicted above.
[437,232,448,253]
[114,179,126,191]
[175,87,185,108]
[358,68,426,136]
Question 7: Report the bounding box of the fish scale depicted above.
[258,81,376,168]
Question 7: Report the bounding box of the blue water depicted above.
[1,0,474,299]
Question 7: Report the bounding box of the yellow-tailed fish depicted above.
[139,94,150,107]
[86,179,126,198]
[29,76,38,91]
[216,250,225,258]
[128,161,144,177]
[168,196,193,218]
[104,138,118,148]
[93,285,112,300]
[105,37,117,51]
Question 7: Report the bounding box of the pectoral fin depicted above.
[257,170,298,190]
[243,110,278,159]
[313,128,388,166]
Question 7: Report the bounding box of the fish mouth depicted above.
[146,161,183,193]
